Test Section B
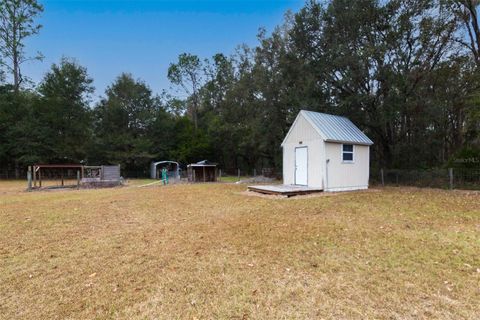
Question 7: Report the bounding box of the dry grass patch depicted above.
[0,183,479,319]
[0,180,28,194]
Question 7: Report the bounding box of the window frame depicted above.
[341,144,355,163]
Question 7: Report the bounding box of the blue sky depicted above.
[23,0,305,100]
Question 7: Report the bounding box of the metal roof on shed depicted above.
[282,110,373,146]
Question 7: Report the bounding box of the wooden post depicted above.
[254,168,256,177]
[381,168,384,187]
[33,166,36,188]
[449,168,453,190]
[61,169,64,187]
[238,168,240,181]
[77,171,80,189]
[203,166,206,182]
[39,168,42,188]
[27,166,32,191]
[219,169,222,180]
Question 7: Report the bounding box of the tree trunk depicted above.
[13,50,19,93]
[192,94,198,130]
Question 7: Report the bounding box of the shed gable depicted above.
[281,112,323,146]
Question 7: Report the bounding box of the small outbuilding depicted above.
[150,161,180,180]
[187,160,217,183]
[29,164,121,189]
[281,110,373,192]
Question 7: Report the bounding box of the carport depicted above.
[150,161,180,180]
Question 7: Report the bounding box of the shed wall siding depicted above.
[325,142,369,191]
[283,114,322,144]
[283,114,324,188]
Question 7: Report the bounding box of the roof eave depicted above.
[324,139,373,146]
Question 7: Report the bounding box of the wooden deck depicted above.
[247,185,323,197]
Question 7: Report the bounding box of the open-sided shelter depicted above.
[187,160,217,183]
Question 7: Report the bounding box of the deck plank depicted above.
[247,185,323,197]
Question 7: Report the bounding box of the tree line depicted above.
[1,0,479,177]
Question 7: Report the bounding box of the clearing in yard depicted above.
[0,181,479,319]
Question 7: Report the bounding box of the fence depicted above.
[371,168,480,190]
[220,168,281,180]
[0,168,27,180]
[2,166,479,190]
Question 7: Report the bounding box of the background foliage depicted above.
[0,0,479,176]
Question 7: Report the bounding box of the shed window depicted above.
[342,144,354,162]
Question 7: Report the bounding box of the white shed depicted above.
[282,110,373,192]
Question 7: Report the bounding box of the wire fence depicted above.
[219,168,281,180]
[370,168,480,190]
[2,166,479,190]
[453,168,480,190]
[0,168,27,180]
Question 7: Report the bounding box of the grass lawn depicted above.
[0,181,479,319]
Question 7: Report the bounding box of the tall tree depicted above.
[287,0,459,167]
[94,73,160,170]
[168,53,203,129]
[0,0,43,93]
[36,57,94,163]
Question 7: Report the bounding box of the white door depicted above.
[295,147,308,185]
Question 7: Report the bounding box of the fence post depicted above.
[238,168,240,181]
[219,169,222,180]
[27,167,32,191]
[449,168,453,190]
[77,171,81,189]
[381,168,384,187]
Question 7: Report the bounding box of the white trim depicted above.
[341,144,354,163]
[325,185,368,192]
